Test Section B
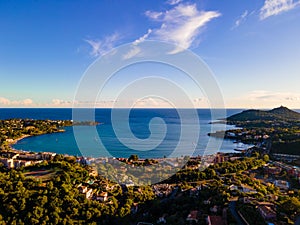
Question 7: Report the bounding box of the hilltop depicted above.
[227,106,300,122]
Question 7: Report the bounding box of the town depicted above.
[0,111,300,224]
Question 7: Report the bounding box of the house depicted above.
[39,152,56,160]
[210,205,218,214]
[86,188,93,199]
[88,167,98,177]
[208,215,225,225]
[257,205,276,220]
[96,192,108,202]
[264,166,281,175]
[239,184,257,194]
[78,184,88,194]
[213,153,229,164]
[186,210,199,223]
[5,139,14,143]
[131,203,139,214]
[0,158,14,169]
[13,160,32,168]
[189,188,199,196]
[17,154,39,160]
[227,132,236,137]
[242,197,256,204]
[204,199,211,205]
[274,180,289,190]
[229,185,238,191]
[157,215,166,224]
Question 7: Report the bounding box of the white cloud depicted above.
[145,11,163,20]
[0,97,34,106]
[21,99,34,106]
[122,46,141,60]
[133,29,152,45]
[122,29,153,60]
[85,33,120,57]
[0,97,76,107]
[145,3,221,53]
[166,0,182,5]
[260,0,300,20]
[134,97,172,108]
[232,10,249,29]
[51,99,72,107]
[0,97,10,105]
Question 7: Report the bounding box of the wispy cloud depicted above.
[227,90,300,108]
[260,0,300,20]
[247,90,300,101]
[122,46,142,60]
[51,99,73,107]
[121,29,153,60]
[232,10,249,29]
[144,3,221,53]
[133,29,152,45]
[85,33,120,57]
[134,97,172,108]
[145,11,163,20]
[166,0,182,6]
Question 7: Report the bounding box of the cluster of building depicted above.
[0,151,56,169]
[152,184,175,198]
[265,160,300,184]
[226,130,270,140]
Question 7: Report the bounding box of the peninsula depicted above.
[210,106,300,156]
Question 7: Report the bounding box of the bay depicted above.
[0,108,251,158]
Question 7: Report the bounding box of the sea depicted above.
[1,108,250,159]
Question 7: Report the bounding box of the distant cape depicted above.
[227,106,300,121]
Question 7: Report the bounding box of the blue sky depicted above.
[0,0,300,108]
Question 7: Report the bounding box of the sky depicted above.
[0,0,300,108]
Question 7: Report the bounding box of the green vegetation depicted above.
[0,116,299,224]
[167,157,265,183]
[0,156,155,225]
[227,106,300,122]
[210,106,300,156]
[0,153,299,224]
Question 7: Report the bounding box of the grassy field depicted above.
[24,169,58,182]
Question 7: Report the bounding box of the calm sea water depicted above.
[1,108,250,158]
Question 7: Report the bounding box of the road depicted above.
[229,201,247,225]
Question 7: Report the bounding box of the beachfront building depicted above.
[0,158,14,169]
[274,180,290,190]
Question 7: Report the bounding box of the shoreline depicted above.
[6,132,246,161]
[5,134,36,155]
[8,130,66,154]
[10,132,244,159]
[11,134,31,145]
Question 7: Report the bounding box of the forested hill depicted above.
[227,106,300,122]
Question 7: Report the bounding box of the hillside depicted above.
[227,106,300,122]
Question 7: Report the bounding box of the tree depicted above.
[263,154,270,162]
[252,152,260,158]
[128,154,138,162]
[279,197,300,217]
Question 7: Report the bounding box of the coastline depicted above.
[4,134,33,154]
[8,129,66,153]
[10,128,244,159]
[11,135,31,145]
